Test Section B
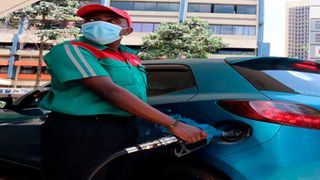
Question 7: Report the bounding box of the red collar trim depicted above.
[70,41,142,66]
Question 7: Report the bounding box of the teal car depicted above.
[0,57,320,179]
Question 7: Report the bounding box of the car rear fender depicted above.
[178,92,282,157]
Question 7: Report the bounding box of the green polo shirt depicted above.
[39,37,147,116]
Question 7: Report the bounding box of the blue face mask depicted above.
[81,21,123,45]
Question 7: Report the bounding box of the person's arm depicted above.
[80,76,207,144]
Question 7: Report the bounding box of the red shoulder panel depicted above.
[120,51,142,66]
[70,41,141,66]
[70,41,125,63]
[70,41,102,59]
[101,49,126,63]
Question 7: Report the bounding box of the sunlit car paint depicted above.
[0,57,319,179]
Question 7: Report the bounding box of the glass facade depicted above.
[0,67,8,74]
[210,25,256,36]
[188,3,256,14]
[132,22,160,32]
[214,5,235,14]
[188,4,211,13]
[20,66,35,74]
[80,1,257,15]
[111,1,134,10]
[217,48,255,55]
[236,5,256,14]
[110,1,180,12]
[287,6,309,59]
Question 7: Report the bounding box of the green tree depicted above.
[140,17,225,60]
[1,0,80,87]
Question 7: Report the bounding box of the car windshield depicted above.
[231,58,320,97]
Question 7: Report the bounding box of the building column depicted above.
[257,0,266,56]
[13,66,21,88]
[101,0,110,6]
[8,17,26,79]
[179,0,188,23]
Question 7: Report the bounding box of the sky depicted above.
[264,0,297,56]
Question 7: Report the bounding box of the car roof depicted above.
[142,56,299,66]
[142,58,225,65]
[225,56,302,64]
[142,57,263,95]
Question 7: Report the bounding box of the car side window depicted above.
[145,64,196,97]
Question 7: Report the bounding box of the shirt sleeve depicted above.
[44,43,109,83]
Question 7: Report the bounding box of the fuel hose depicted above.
[87,136,180,180]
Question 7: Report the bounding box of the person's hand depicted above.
[169,121,208,144]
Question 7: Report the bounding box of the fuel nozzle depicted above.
[125,136,180,154]
[125,134,220,158]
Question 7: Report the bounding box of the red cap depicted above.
[77,4,132,27]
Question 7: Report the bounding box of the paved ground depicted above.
[0,162,40,180]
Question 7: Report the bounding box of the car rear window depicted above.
[231,58,320,97]
[145,64,196,97]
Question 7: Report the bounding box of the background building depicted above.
[285,0,320,62]
[0,0,264,91]
[285,0,310,59]
[106,0,262,57]
[0,0,39,17]
[309,0,320,62]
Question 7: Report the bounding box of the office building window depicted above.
[132,22,160,32]
[111,1,134,10]
[217,48,255,55]
[0,43,12,50]
[134,2,147,11]
[236,5,256,14]
[316,21,320,30]
[210,25,256,36]
[213,4,235,14]
[110,1,179,12]
[145,2,157,11]
[154,23,160,30]
[42,67,49,74]
[233,26,245,35]
[188,3,256,15]
[316,34,320,43]
[132,23,142,32]
[0,66,8,74]
[158,2,179,11]
[188,4,211,13]
[221,25,233,35]
[141,23,154,32]
[211,25,221,34]
[20,66,35,74]
[233,26,256,35]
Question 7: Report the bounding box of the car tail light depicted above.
[218,100,320,129]
[292,61,320,71]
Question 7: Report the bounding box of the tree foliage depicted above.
[1,0,80,87]
[1,0,80,43]
[140,17,225,60]
[1,0,79,21]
